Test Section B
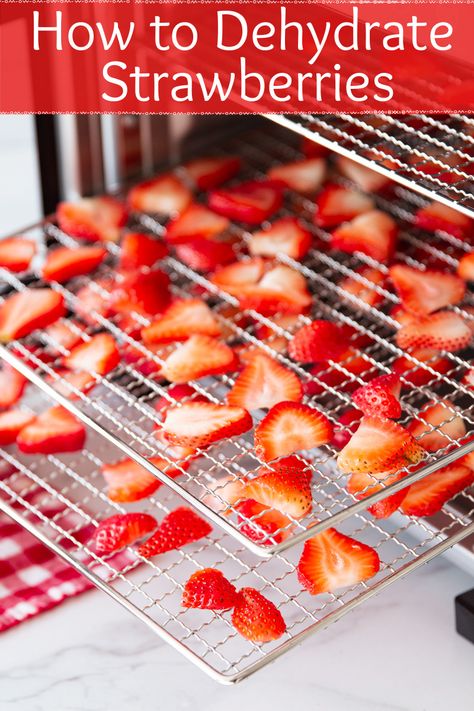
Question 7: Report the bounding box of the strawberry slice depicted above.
[154,383,201,416]
[242,456,312,519]
[314,183,375,228]
[340,266,386,308]
[211,257,266,291]
[48,369,96,400]
[45,321,85,354]
[74,280,112,326]
[92,513,158,554]
[227,352,302,411]
[236,498,293,545]
[401,464,474,517]
[101,456,184,503]
[255,401,332,462]
[119,232,168,270]
[0,237,36,272]
[337,416,424,474]
[128,173,192,215]
[231,587,286,643]
[248,217,312,260]
[331,210,398,264]
[331,408,362,449]
[392,348,451,387]
[161,335,237,383]
[458,253,474,282]
[0,363,28,408]
[184,155,241,190]
[57,196,127,243]
[414,201,473,239]
[137,506,212,557]
[347,470,409,519]
[352,373,402,419]
[236,264,312,316]
[165,203,230,244]
[208,180,283,224]
[267,157,326,194]
[43,246,107,284]
[142,298,221,344]
[0,288,66,341]
[162,401,252,448]
[389,264,465,315]
[175,237,236,273]
[407,400,466,452]
[0,409,35,445]
[396,311,471,352]
[289,320,350,363]
[16,406,86,454]
[182,568,238,610]
[297,527,380,594]
[111,269,171,318]
[337,156,391,192]
[63,333,120,376]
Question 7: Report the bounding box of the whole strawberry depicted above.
[182,569,237,610]
[231,587,286,643]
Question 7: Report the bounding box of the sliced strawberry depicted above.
[57,196,127,243]
[389,264,465,315]
[142,298,221,344]
[255,402,332,462]
[162,401,252,448]
[392,348,451,387]
[231,587,286,643]
[137,506,212,557]
[337,156,391,192]
[337,416,424,474]
[401,464,474,517]
[119,232,168,270]
[242,456,312,519]
[352,373,402,419]
[248,217,312,260]
[314,183,374,228]
[111,269,171,317]
[175,237,236,273]
[227,352,302,411]
[182,568,238,610]
[92,512,158,554]
[153,428,198,463]
[396,311,471,352]
[211,257,266,291]
[340,266,386,308]
[0,237,36,272]
[74,280,112,326]
[165,203,230,244]
[184,155,241,190]
[45,321,85,354]
[0,288,66,341]
[101,456,184,503]
[289,320,350,363]
[390,304,417,328]
[331,408,362,449]
[208,180,283,224]
[458,253,474,282]
[42,245,107,284]
[297,527,380,594]
[347,470,409,519]
[236,498,293,545]
[0,363,28,408]
[407,400,466,453]
[203,476,246,514]
[161,335,237,383]
[267,157,326,194]
[331,210,397,264]
[254,313,299,340]
[237,264,312,316]
[154,384,200,416]
[304,348,373,397]
[48,369,96,400]
[16,406,86,454]
[415,201,473,239]
[0,409,35,445]
[128,173,192,215]
[63,333,120,376]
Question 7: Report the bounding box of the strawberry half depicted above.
[340,266,386,308]
[0,237,36,272]
[396,311,471,352]
[458,253,474,282]
[227,352,302,411]
[352,373,402,419]
[331,210,398,264]
[289,320,350,363]
[16,406,86,454]
[137,506,212,557]
[232,587,286,643]
[208,180,283,224]
[142,298,221,344]
[182,568,238,610]
[184,155,240,190]
[128,174,192,215]
[63,333,120,376]
[162,401,252,448]
[389,264,465,315]
[0,409,35,445]
[92,513,158,554]
[347,470,409,519]
[392,348,451,387]
[236,498,293,545]
[414,201,473,239]
[401,464,474,517]
[314,183,375,228]
[248,217,312,260]
[43,246,107,284]
[267,157,326,194]
[57,196,127,243]
[242,456,312,519]
[111,269,171,317]
[0,289,66,341]
[0,363,28,408]
[337,156,391,192]
[407,400,466,452]
[337,416,424,474]
[119,232,168,270]
[161,335,237,383]
[165,203,230,244]
[297,527,380,595]
[101,456,184,503]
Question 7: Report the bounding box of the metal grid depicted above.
[1,124,474,559]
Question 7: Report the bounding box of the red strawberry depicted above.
[165,203,230,244]
[211,257,265,291]
[331,210,398,263]
[162,401,252,448]
[64,333,120,376]
[208,180,283,224]
[101,456,184,503]
[45,321,85,354]
[297,527,380,594]
[153,428,198,463]
[227,352,302,411]
[236,498,293,545]
[392,348,451,387]
[16,406,86,454]
[414,201,473,239]
[111,269,171,317]
[347,470,409,519]
[232,587,286,642]
[401,464,474,517]
[128,173,192,215]
[267,157,326,194]
[74,281,112,326]
[161,335,237,383]
[121,341,167,377]
[57,196,127,243]
[0,289,66,341]
[407,400,466,452]
[337,416,424,474]
[184,156,240,190]
[396,311,471,352]
[182,568,237,610]
[337,156,391,192]
[175,237,236,273]
[92,513,158,554]
[390,304,416,328]
[0,409,35,445]
[248,217,312,260]
[304,348,373,397]
[314,183,375,228]
[0,237,36,272]
[242,456,312,519]
[352,373,402,419]
[137,506,212,557]
[42,246,107,284]
[289,320,350,363]
[340,266,386,308]
[237,265,312,316]
[0,363,28,408]
[142,299,221,344]
[458,253,474,282]
[331,408,362,449]
[389,264,465,315]
[154,384,200,416]
[119,232,168,270]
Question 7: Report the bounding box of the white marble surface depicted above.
[0,556,472,711]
